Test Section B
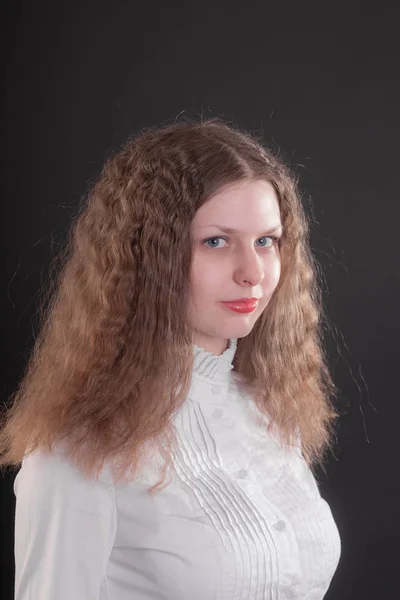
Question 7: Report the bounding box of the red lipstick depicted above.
[221,298,259,313]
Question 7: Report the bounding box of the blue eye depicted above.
[203,236,280,249]
[203,237,226,249]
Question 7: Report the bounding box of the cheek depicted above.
[264,255,281,290]
[189,258,219,301]
[191,254,222,287]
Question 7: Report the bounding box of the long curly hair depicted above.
[0,118,338,494]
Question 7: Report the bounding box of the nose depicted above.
[233,248,265,286]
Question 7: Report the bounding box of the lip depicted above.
[221,298,259,313]
[223,297,259,303]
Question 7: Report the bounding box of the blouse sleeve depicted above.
[13,447,117,600]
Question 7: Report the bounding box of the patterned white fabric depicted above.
[14,338,341,599]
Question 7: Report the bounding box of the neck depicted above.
[191,335,229,356]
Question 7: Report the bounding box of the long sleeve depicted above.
[13,447,117,600]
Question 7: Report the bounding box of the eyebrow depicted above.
[199,224,283,235]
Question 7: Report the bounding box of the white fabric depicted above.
[14,338,341,599]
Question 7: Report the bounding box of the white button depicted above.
[211,385,222,395]
[213,408,223,418]
[281,587,295,599]
[238,468,248,479]
[274,520,286,531]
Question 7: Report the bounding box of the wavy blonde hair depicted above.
[0,118,338,493]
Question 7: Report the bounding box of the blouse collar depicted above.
[192,338,238,382]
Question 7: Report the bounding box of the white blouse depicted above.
[14,338,341,600]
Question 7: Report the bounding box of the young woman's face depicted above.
[188,179,282,355]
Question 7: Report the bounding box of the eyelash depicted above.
[202,236,281,249]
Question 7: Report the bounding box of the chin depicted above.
[222,321,256,340]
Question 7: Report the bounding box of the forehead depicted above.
[192,179,281,230]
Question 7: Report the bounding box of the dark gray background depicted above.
[1,2,399,598]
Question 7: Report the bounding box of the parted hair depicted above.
[0,118,338,494]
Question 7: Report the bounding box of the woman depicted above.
[0,118,341,599]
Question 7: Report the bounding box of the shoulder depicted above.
[14,443,115,515]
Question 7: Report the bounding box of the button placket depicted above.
[273,520,286,532]
[213,408,223,419]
